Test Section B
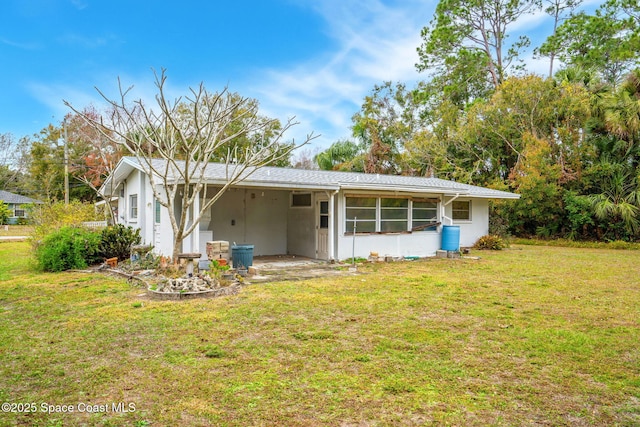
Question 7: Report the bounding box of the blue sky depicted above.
[1,0,602,152]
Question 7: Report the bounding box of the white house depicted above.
[101,157,519,261]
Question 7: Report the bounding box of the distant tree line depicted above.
[314,0,640,241]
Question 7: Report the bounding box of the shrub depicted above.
[30,201,99,250]
[474,234,507,250]
[0,201,11,225]
[100,224,142,261]
[35,226,102,272]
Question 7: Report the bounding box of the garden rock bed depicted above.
[147,283,240,300]
[154,274,219,293]
[148,274,241,300]
[97,260,242,300]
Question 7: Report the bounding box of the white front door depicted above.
[316,198,329,260]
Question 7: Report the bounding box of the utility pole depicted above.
[63,118,69,205]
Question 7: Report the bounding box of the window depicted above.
[452,200,471,221]
[129,194,138,220]
[14,208,26,218]
[319,201,329,229]
[155,199,161,224]
[412,199,438,231]
[380,198,408,232]
[346,197,376,233]
[291,193,312,207]
[346,196,440,233]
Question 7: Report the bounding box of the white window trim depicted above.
[410,199,439,232]
[345,195,441,234]
[452,199,472,222]
[129,194,138,222]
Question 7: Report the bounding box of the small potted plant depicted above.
[210,259,233,280]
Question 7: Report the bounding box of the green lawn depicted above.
[0,241,638,426]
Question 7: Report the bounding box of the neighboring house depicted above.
[0,190,43,224]
[101,157,519,261]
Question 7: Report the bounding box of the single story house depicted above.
[101,157,519,261]
[0,190,43,224]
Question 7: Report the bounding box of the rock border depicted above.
[146,284,241,300]
[97,267,242,300]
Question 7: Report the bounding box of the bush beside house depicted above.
[35,224,142,272]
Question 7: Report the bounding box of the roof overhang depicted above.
[101,157,520,201]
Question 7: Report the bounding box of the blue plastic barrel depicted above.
[231,244,254,269]
[441,225,461,251]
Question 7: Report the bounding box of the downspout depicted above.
[326,189,339,261]
[441,193,461,226]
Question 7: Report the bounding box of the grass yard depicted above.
[0,241,638,426]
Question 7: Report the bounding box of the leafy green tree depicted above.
[600,69,640,166]
[449,75,591,186]
[588,169,640,239]
[26,124,65,201]
[351,82,416,174]
[314,140,364,171]
[539,1,640,85]
[507,134,565,236]
[537,0,584,77]
[562,191,595,240]
[417,0,541,89]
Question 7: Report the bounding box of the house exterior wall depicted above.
[334,192,490,260]
[116,170,163,251]
[209,188,289,256]
[447,198,489,248]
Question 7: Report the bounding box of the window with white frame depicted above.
[380,198,408,232]
[345,197,376,233]
[129,194,138,220]
[346,196,440,233]
[412,199,438,230]
[452,200,471,221]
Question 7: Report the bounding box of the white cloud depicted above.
[248,0,431,149]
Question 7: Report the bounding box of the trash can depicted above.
[231,244,254,269]
[441,225,461,251]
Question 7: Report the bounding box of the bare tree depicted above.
[66,69,316,260]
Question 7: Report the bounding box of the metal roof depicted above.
[107,157,520,200]
[0,190,43,205]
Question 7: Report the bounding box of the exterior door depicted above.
[316,198,329,260]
